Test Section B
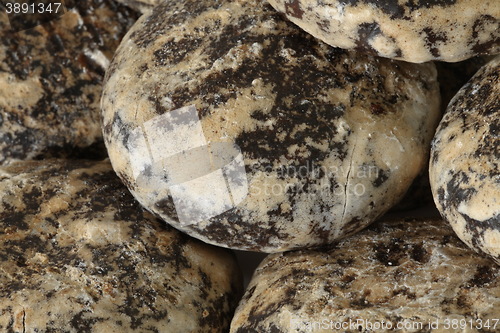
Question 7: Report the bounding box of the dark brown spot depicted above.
[284,0,304,19]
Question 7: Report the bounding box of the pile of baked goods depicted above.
[1,0,498,331]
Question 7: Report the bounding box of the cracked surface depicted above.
[267,0,500,63]
[340,135,356,223]
[0,159,243,332]
[102,0,440,252]
[231,217,500,333]
[430,55,500,264]
[0,0,138,165]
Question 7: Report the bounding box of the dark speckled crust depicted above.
[430,56,500,264]
[0,0,138,165]
[230,218,500,333]
[102,0,440,252]
[267,0,500,63]
[0,159,242,332]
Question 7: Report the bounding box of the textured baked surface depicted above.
[231,218,500,333]
[102,0,440,252]
[0,0,137,165]
[114,0,162,13]
[267,0,500,63]
[430,56,500,264]
[0,159,242,332]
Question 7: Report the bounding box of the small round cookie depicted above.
[102,0,440,252]
[114,0,162,14]
[430,56,500,264]
[0,159,242,332]
[230,218,500,333]
[0,0,138,165]
[267,0,500,63]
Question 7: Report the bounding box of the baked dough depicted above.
[102,0,440,252]
[0,159,242,332]
[267,0,500,63]
[231,217,500,333]
[430,55,500,264]
[0,0,137,165]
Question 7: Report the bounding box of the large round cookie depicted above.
[0,159,242,332]
[231,218,500,333]
[102,0,440,252]
[267,0,500,63]
[0,0,138,165]
[430,56,499,264]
